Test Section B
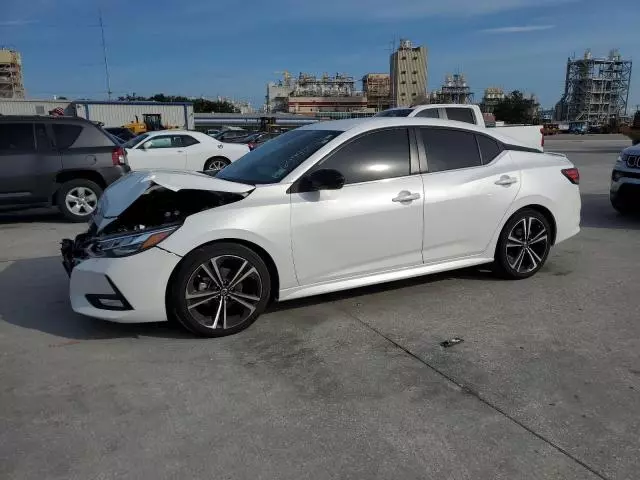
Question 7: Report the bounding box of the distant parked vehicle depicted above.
[105,127,137,141]
[228,131,281,150]
[0,116,129,221]
[610,144,640,213]
[375,104,545,151]
[123,130,249,172]
[568,123,587,135]
[214,129,248,142]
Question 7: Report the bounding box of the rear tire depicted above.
[203,157,230,173]
[493,209,552,279]
[168,243,271,338]
[56,179,102,222]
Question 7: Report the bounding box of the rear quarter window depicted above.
[53,124,83,149]
[445,107,476,124]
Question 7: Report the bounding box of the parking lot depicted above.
[0,134,638,480]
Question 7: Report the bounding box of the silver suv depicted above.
[610,144,640,214]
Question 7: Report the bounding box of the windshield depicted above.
[375,108,413,117]
[123,133,149,148]
[216,129,342,184]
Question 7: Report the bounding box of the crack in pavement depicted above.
[340,307,610,480]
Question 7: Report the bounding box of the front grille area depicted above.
[626,154,640,168]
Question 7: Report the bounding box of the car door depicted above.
[290,127,424,286]
[418,127,521,263]
[178,134,206,170]
[130,135,187,170]
[0,121,61,206]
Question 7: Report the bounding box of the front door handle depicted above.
[392,191,421,203]
[495,175,518,186]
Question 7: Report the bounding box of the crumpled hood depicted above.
[93,170,254,231]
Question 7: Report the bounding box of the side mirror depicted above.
[301,169,345,192]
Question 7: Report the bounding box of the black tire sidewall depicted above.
[168,242,271,337]
[56,179,103,222]
[495,209,551,279]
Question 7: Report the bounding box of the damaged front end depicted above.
[61,170,254,275]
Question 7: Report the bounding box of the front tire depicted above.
[168,243,271,337]
[493,209,552,279]
[203,157,230,173]
[56,179,102,222]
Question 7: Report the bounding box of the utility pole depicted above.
[98,2,112,100]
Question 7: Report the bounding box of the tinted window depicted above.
[52,124,82,149]
[420,128,481,172]
[316,129,410,184]
[445,108,476,124]
[35,123,54,151]
[144,135,183,149]
[216,129,341,185]
[416,108,439,118]
[375,108,412,117]
[477,135,503,164]
[180,135,199,147]
[0,123,35,152]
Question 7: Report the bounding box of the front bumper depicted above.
[610,168,640,199]
[63,238,181,323]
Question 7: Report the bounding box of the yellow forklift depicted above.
[124,114,177,135]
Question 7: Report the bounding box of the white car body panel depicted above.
[67,117,580,324]
[125,130,249,172]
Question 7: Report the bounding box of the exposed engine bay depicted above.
[98,185,245,235]
[61,182,249,274]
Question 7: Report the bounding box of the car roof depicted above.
[143,129,202,137]
[0,115,93,124]
[299,117,529,148]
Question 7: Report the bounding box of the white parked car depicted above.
[123,130,249,172]
[376,104,544,152]
[62,117,581,337]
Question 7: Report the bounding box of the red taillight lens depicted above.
[540,128,545,148]
[112,146,126,165]
[248,142,256,151]
[561,168,580,184]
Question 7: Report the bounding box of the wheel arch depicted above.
[52,170,106,204]
[165,237,281,309]
[203,156,230,170]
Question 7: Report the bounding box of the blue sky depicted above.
[2,0,639,110]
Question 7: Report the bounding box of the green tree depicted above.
[493,90,539,124]
[116,93,240,114]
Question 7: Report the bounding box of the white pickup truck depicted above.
[376,104,544,151]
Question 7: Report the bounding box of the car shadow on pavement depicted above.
[580,193,640,230]
[0,256,192,340]
[0,208,67,225]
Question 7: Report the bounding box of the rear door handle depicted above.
[392,191,421,203]
[495,175,518,186]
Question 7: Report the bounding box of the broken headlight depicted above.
[90,225,178,258]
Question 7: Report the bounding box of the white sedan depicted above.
[62,117,581,337]
[123,130,249,172]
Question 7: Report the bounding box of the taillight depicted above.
[248,142,256,151]
[561,168,579,184]
[540,128,544,148]
[112,146,126,166]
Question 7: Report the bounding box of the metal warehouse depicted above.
[0,99,194,129]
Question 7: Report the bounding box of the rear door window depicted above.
[445,107,476,124]
[415,108,440,118]
[0,123,35,152]
[52,124,83,149]
[420,128,482,172]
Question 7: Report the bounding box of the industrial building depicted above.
[390,39,428,107]
[0,48,25,99]
[266,72,370,115]
[480,87,505,113]
[559,49,632,126]
[0,99,194,129]
[430,74,474,104]
[362,73,391,111]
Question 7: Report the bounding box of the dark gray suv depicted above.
[0,116,130,221]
